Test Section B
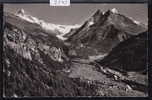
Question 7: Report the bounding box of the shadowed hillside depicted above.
[96,31,147,73]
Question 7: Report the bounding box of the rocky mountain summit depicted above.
[64,8,147,59]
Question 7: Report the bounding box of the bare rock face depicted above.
[65,9,147,58]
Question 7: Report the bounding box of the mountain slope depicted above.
[96,31,147,73]
[65,8,147,58]
[3,12,98,97]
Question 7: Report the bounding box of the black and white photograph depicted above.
[3,4,148,97]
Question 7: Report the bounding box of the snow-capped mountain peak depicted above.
[16,9,25,16]
[16,9,80,37]
[111,8,118,13]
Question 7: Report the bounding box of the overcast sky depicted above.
[4,4,148,25]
